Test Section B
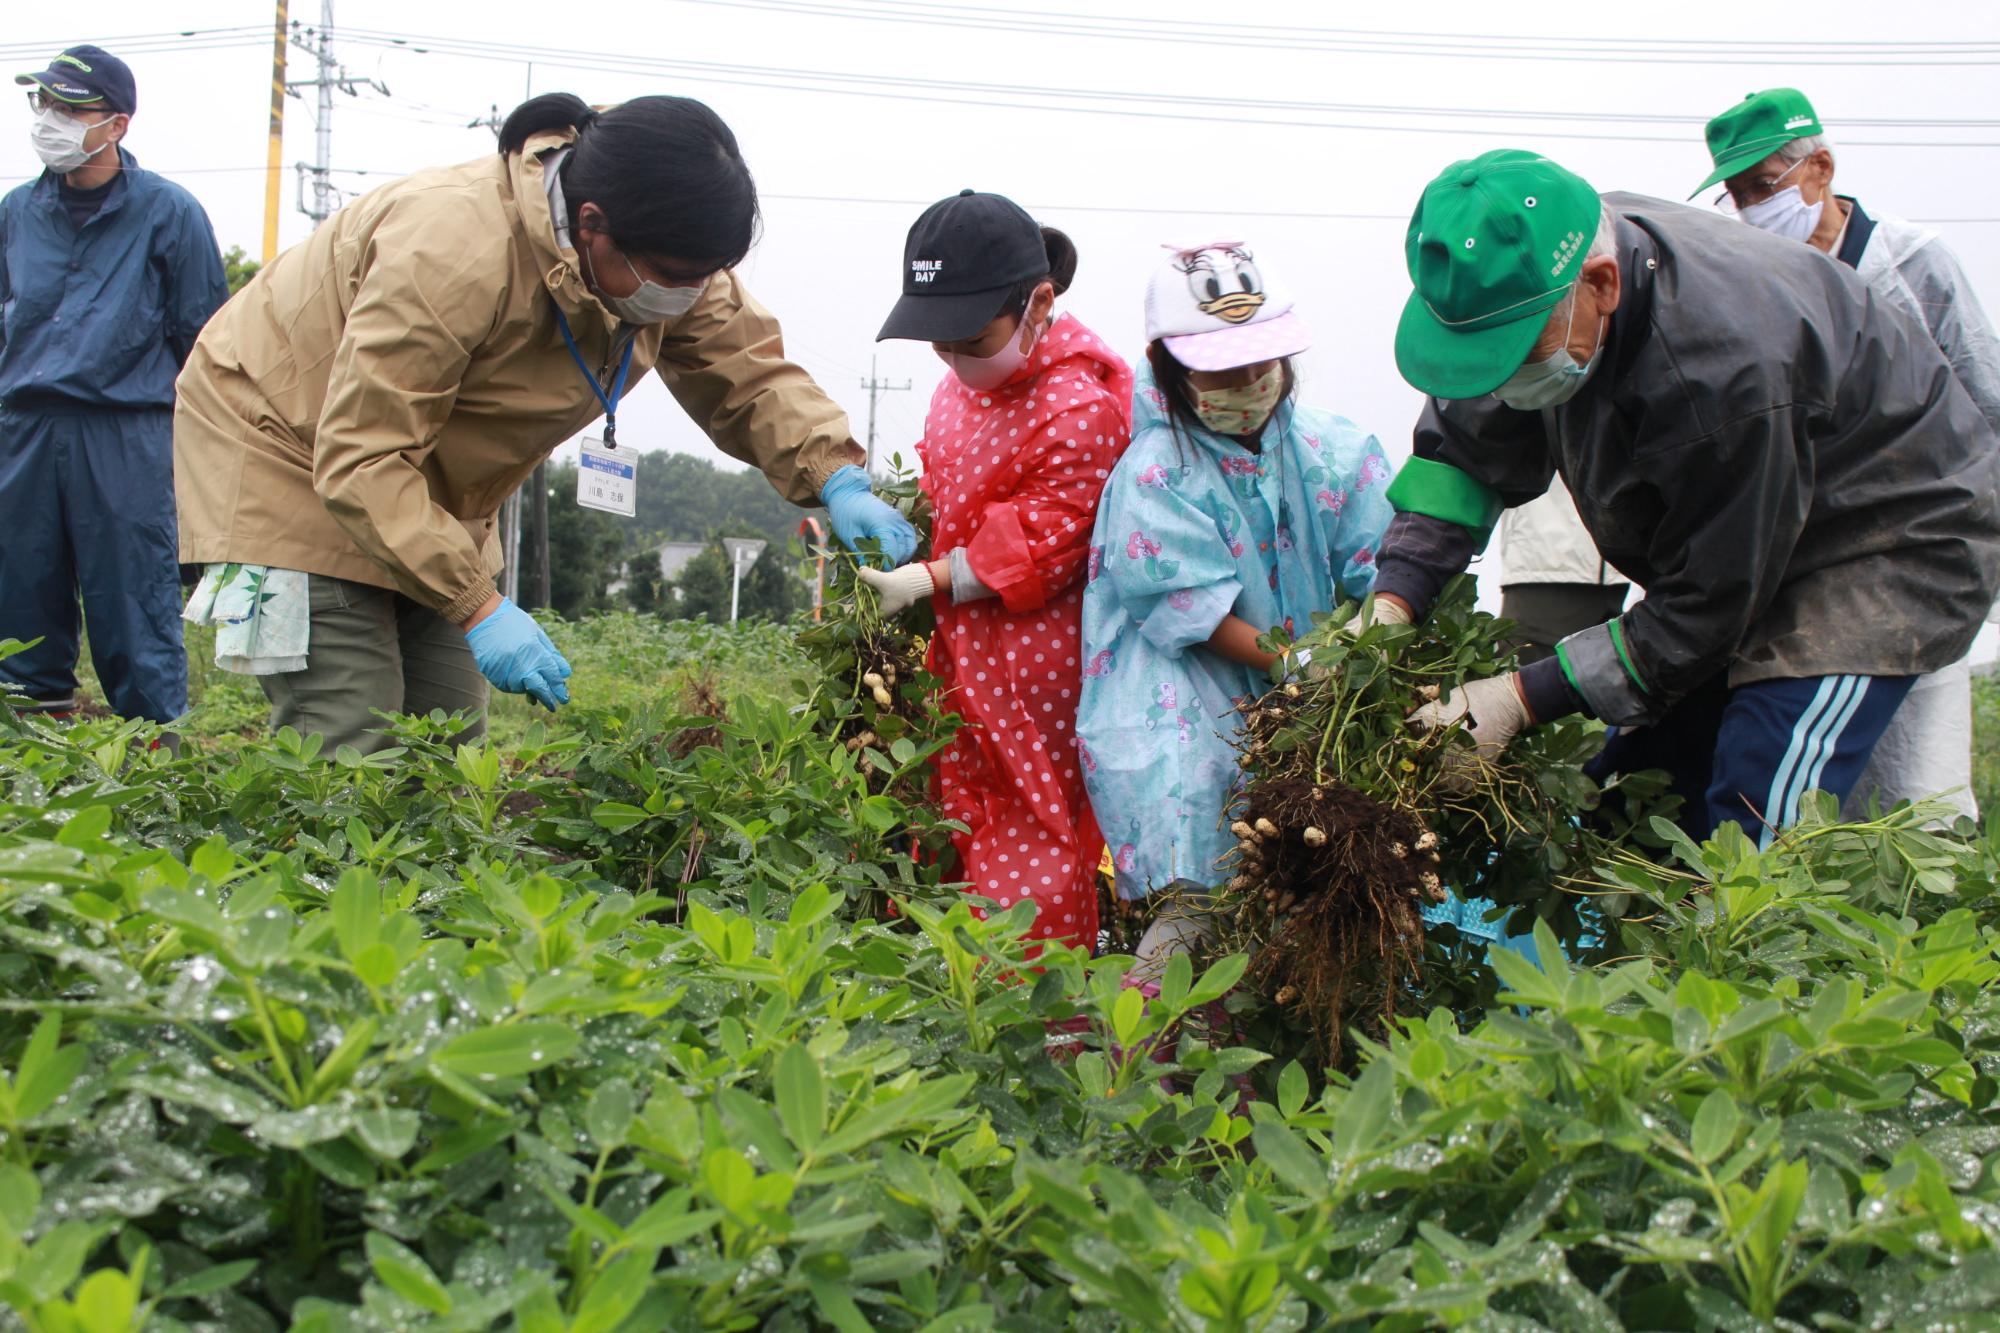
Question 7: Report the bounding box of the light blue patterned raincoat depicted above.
[1076,365,1395,900]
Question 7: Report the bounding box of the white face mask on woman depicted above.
[30,107,110,175]
[577,225,708,326]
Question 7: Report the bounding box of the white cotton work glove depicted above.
[1341,596,1412,635]
[856,562,936,616]
[1408,672,1532,768]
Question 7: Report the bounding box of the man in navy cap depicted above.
[0,45,229,732]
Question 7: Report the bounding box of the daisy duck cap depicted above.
[1144,242,1311,372]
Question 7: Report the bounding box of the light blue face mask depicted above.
[1495,290,1604,412]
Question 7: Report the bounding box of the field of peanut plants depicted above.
[6,609,2000,1332]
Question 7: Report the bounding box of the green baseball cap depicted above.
[1394,149,1601,400]
[1693,88,1823,197]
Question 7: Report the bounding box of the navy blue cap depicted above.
[17,46,136,116]
[877,190,1048,343]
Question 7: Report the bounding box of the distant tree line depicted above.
[521,451,823,622]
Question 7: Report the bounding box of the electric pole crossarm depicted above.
[859,355,914,475]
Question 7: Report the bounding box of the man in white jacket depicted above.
[1698,88,2000,824]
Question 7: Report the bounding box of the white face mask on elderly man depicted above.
[1728,155,1824,245]
[1737,186,1825,245]
[30,107,110,175]
[1495,292,1604,412]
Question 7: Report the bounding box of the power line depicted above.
[668,0,2000,66]
[9,23,1997,144]
[320,29,2000,147]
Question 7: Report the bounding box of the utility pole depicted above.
[531,470,551,610]
[285,0,389,228]
[859,356,912,475]
[261,1,288,263]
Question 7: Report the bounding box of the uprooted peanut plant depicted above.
[1218,577,1672,1059]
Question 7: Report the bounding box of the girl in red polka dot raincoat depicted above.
[861,191,1134,952]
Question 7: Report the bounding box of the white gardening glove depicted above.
[1408,672,1531,766]
[856,562,936,616]
[1341,596,1412,635]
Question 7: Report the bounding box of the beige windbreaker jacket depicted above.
[173,128,856,624]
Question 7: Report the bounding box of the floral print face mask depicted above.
[1192,365,1283,436]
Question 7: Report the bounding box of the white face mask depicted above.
[606,251,706,325]
[1495,293,1605,412]
[1737,185,1825,244]
[30,106,110,175]
[938,315,1044,392]
[580,239,707,325]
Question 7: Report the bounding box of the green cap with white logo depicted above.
[1394,149,1602,400]
[1693,88,1823,197]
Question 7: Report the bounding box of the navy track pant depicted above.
[0,404,185,723]
[1588,671,1915,845]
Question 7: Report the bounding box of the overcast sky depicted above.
[6,0,1998,638]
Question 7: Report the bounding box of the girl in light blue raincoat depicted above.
[1076,243,1394,971]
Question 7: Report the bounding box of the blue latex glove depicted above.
[463,598,573,710]
[820,465,918,568]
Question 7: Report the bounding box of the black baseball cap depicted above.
[16,46,136,116]
[877,190,1048,343]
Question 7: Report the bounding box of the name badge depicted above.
[576,437,635,517]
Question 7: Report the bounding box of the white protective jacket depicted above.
[1495,475,1620,588]
[1840,199,2000,823]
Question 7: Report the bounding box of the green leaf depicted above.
[432,1022,578,1079]
[1110,987,1145,1049]
[330,868,381,962]
[584,1078,635,1152]
[53,803,112,849]
[1408,1039,1446,1082]
[351,942,400,990]
[15,1012,85,1122]
[1691,1089,1741,1165]
[17,1222,100,1303]
[808,1270,877,1333]
[1331,1057,1393,1162]
[366,1233,451,1315]
[353,1106,421,1159]
[521,878,563,921]
[161,1259,258,1300]
[1188,952,1248,1007]
[774,1042,826,1152]
[1277,1061,1308,1119]
[0,1163,39,1233]
[572,1252,653,1333]
[590,801,652,833]
[71,1266,138,1333]
[1251,1122,1328,1199]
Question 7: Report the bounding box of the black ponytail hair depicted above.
[499,91,760,272]
[1004,225,1079,318]
[1146,339,1297,458]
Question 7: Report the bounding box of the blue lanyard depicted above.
[554,304,635,447]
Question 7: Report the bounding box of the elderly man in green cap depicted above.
[1697,88,2000,825]
[1369,148,2000,844]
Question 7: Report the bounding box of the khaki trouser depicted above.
[260,575,487,754]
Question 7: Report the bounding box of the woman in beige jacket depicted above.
[174,93,914,751]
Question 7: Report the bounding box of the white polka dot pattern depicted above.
[912,314,1136,951]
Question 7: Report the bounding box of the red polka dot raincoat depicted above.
[917,314,1133,951]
